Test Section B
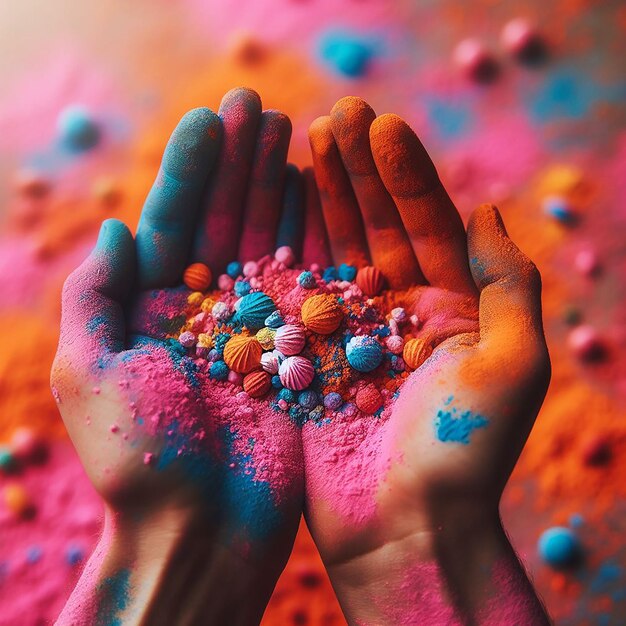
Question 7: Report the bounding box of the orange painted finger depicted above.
[370,114,477,295]
[330,97,423,289]
[308,116,370,268]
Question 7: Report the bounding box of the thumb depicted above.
[467,204,548,359]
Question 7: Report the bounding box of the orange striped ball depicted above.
[183,263,212,291]
[403,337,433,370]
[243,370,272,398]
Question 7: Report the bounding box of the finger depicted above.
[308,116,370,268]
[301,167,332,268]
[467,204,548,355]
[329,97,423,288]
[192,87,263,272]
[238,110,292,261]
[276,163,305,260]
[58,219,135,362]
[370,114,476,294]
[135,108,222,289]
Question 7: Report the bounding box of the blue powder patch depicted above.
[425,97,473,140]
[96,568,131,626]
[318,30,380,77]
[435,406,489,444]
[86,315,108,334]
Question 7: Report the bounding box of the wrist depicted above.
[56,507,279,626]
[326,510,550,626]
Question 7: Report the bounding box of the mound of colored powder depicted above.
[166,251,440,427]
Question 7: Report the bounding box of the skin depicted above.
[52,89,308,626]
[304,97,552,625]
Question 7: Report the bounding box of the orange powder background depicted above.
[1,1,625,624]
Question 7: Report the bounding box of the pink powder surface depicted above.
[0,441,102,626]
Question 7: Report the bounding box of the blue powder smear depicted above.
[435,406,489,444]
[96,568,131,626]
[318,30,380,77]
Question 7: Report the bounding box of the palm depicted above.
[302,97,549,566]
[53,90,304,572]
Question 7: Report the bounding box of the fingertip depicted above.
[308,116,335,154]
[96,219,133,253]
[260,109,293,139]
[219,87,262,116]
[330,96,375,123]
[468,203,508,239]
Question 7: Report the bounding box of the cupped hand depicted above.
[51,88,307,623]
[304,98,550,605]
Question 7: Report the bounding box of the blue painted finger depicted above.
[276,164,305,260]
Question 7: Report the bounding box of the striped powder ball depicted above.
[260,351,280,374]
[279,356,315,391]
[223,335,263,373]
[403,337,433,370]
[183,263,212,291]
[243,370,272,398]
[345,336,383,372]
[256,327,276,350]
[355,266,385,297]
[355,384,383,415]
[236,292,277,329]
[385,334,404,355]
[274,324,306,356]
[301,294,343,334]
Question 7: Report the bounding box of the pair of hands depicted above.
[51,88,551,625]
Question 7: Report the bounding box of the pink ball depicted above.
[385,335,404,355]
[453,38,499,82]
[279,356,314,390]
[275,324,306,356]
[261,351,280,374]
[10,428,47,463]
[218,274,235,291]
[568,325,604,361]
[275,246,295,267]
[575,250,599,277]
[228,371,243,386]
[243,261,259,278]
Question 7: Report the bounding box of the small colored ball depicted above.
[228,371,243,386]
[355,384,383,415]
[279,356,315,391]
[237,292,277,329]
[453,38,499,83]
[356,266,385,296]
[338,263,357,282]
[385,335,404,355]
[261,351,280,374]
[3,483,33,518]
[218,274,235,291]
[10,428,47,464]
[57,106,100,151]
[501,18,547,63]
[209,360,229,381]
[298,390,319,410]
[568,325,604,361]
[403,338,433,370]
[322,266,338,282]
[274,324,306,356]
[211,301,231,322]
[183,263,212,291]
[271,375,283,389]
[66,545,84,566]
[223,335,263,373]
[277,388,297,403]
[256,327,277,351]
[574,250,599,277]
[391,307,407,323]
[0,447,16,473]
[234,281,252,297]
[265,310,285,328]
[542,195,574,223]
[226,261,243,279]
[297,271,317,289]
[301,294,343,334]
[323,392,343,410]
[346,336,383,372]
[320,33,374,77]
[243,261,259,278]
[178,331,196,349]
[243,370,272,398]
[275,246,295,267]
[538,527,582,568]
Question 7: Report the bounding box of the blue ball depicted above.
[226,261,243,279]
[345,336,383,372]
[323,392,343,410]
[271,375,283,389]
[57,106,100,151]
[265,311,285,328]
[538,527,582,568]
[66,545,84,566]
[298,390,318,409]
[236,292,276,329]
[0,447,15,472]
[277,388,296,403]
[234,280,251,297]
[338,263,357,282]
[297,271,316,289]
[209,360,229,381]
[319,33,374,78]
[322,266,338,282]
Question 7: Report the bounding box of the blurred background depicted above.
[0,0,625,624]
